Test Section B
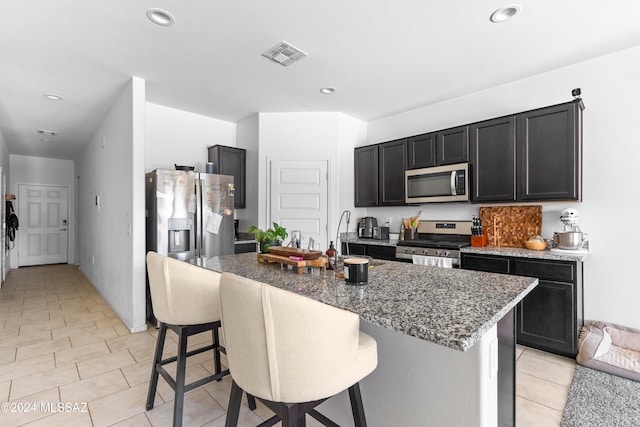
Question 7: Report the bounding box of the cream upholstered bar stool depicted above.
[219,272,378,427]
[145,252,255,427]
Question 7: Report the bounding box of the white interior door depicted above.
[18,184,69,266]
[270,160,328,251]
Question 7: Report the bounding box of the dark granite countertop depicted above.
[206,252,538,352]
[461,246,588,262]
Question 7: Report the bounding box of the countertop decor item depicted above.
[266,246,322,260]
[248,222,288,253]
[257,252,327,274]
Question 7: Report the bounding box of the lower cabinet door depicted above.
[517,279,576,356]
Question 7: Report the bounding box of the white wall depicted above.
[77,77,147,332]
[366,45,640,330]
[0,131,10,278]
[144,102,236,172]
[256,112,366,249]
[8,155,76,268]
[236,114,259,232]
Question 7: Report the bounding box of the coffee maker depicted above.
[358,217,377,238]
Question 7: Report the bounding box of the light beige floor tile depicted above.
[516,344,525,360]
[523,347,577,369]
[0,330,52,351]
[63,310,106,326]
[0,326,20,338]
[204,375,234,410]
[0,380,10,402]
[20,409,93,426]
[121,360,154,387]
[128,340,174,363]
[146,388,225,427]
[18,317,67,335]
[69,326,119,348]
[516,351,576,387]
[516,371,570,411]
[109,412,153,426]
[2,387,60,426]
[54,341,111,367]
[60,369,130,403]
[89,382,152,427]
[0,348,16,366]
[16,337,72,361]
[516,396,563,427]
[51,322,99,340]
[77,348,136,379]
[0,353,55,382]
[10,364,80,400]
[105,331,155,352]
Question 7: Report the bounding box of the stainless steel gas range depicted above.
[395,220,472,267]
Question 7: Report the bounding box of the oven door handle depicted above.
[450,171,457,195]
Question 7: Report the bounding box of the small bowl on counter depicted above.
[525,240,547,251]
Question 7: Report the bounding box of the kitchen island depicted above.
[206,252,538,426]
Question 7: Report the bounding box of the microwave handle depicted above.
[450,171,457,195]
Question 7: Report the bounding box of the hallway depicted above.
[0,264,270,426]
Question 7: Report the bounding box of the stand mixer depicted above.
[550,208,589,254]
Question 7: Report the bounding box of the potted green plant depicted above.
[248,222,288,253]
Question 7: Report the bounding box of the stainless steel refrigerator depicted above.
[145,169,235,321]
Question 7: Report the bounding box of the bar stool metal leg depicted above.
[146,322,167,410]
[172,327,189,427]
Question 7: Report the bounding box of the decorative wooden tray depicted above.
[265,246,323,260]
[257,253,328,274]
[479,205,542,248]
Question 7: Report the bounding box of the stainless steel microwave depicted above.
[405,163,469,203]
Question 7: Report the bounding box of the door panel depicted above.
[270,160,328,251]
[18,184,68,266]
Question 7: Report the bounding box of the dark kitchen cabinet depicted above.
[208,145,246,209]
[407,126,468,170]
[470,100,582,203]
[437,125,469,165]
[517,101,582,201]
[354,145,379,207]
[355,140,406,207]
[379,139,407,205]
[470,116,517,202]
[407,133,437,169]
[341,242,396,261]
[461,253,583,357]
[234,242,256,254]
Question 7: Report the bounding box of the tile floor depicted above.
[0,264,576,426]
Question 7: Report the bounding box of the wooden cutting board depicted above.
[479,205,542,248]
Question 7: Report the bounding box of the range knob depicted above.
[422,249,428,255]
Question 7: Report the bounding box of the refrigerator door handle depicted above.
[195,175,204,259]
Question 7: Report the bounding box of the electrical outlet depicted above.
[92,256,95,265]
[385,217,392,225]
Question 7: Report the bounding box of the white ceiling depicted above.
[2,0,640,160]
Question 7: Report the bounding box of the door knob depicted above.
[60,228,67,231]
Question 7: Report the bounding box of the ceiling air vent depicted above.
[36,129,58,136]
[261,41,308,67]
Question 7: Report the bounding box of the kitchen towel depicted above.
[412,255,453,268]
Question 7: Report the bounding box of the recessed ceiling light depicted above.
[40,138,51,143]
[146,8,175,26]
[43,93,63,101]
[36,128,58,137]
[320,87,336,94]
[490,5,521,23]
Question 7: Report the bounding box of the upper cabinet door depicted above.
[437,125,469,165]
[470,116,517,202]
[208,145,247,208]
[517,101,582,201]
[379,139,407,206]
[407,133,437,169]
[354,145,379,207]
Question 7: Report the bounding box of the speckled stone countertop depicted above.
[342,237,398,247]
[206,252,538,352]
[461,246,588,262]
